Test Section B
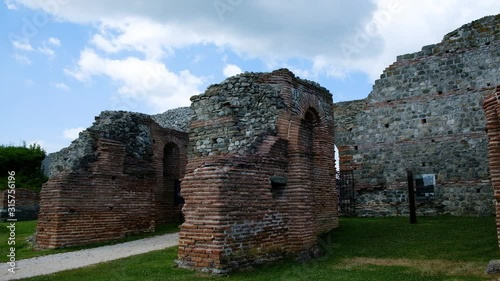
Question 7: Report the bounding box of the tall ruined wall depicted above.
[36,110,188,248]
[335,15,499,217]
[177,69,338,273]
[483,86,500,247]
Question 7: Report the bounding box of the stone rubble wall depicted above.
[188,74,285,156]
[43,107,191,178]
[151,107,192,132]
[335,15,499,216]
[177,69,338,273]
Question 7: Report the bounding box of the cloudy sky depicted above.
[1,0,499,153]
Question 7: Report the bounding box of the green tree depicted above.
[0,143,48,191]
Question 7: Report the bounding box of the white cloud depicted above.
[337,0,500,81]
[63,127,85,140]
[88,17,218,60]
[222,63,242,77]
[39,38,60,57]
[12,39,59,59]
[14,0,500,90]
[13,1,378,63]
[48,37,61,47]
[38,46,55,57]
[12,53,31,64]
[53,82,70,91]
[65,48,204,112]
[12,40,33,51]
[5,0,17,9]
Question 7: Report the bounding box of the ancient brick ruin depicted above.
[36,110,189,248]
[175,69,338,273]
[483,86,500,246]
[34,12,500,271]
[335,15,499,217]
[37,69,338,268]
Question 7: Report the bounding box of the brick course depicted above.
[176,69,338,273]
[483,86,500,246]
[36,117,188,249]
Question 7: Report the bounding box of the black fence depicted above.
[336,170,356,216]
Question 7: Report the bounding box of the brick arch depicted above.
[150,122,188,225]
[163,142,180,178]
[299,107,320,160]
[153,133,187,178]
[292,90,329,125]
[275,95,336,252]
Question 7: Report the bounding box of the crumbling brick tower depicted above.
[176,69,338,273]
[36,111,188,248]
[483,85,500,246]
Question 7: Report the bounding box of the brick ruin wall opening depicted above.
[335,15,499,217]
[176,69,338,273]
[36,109,189,248]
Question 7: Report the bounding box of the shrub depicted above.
[0,143,48,191]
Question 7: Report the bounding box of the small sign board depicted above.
[415,174,435,200]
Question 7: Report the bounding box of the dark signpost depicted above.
[407,170,417,224]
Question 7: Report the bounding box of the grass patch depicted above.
[336,257,486,276]
[332,216,498,262]
[0,220,180,262]
[19,217,500,281]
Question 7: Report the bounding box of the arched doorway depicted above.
[300,108,320,162]
[163,142,184,223]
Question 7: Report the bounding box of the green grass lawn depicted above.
[0,220,180,262]
[13,217,500,281]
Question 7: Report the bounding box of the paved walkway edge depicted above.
[1,232,179,281]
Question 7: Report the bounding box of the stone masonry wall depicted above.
[335,15,499,216]
[176,69,338,273]
[483,86,500,246]
[36,111,188,248]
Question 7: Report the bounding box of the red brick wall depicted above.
[36,122,189,249]
[177,69,338,273]
[151,122,188,224]
[36,139,155,248]
[483,85,500,246]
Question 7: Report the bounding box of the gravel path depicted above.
[1,232,179,281]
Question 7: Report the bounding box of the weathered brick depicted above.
[36,120,188,248]
[176,69,338,274]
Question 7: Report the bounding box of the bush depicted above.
[0,143,48,191]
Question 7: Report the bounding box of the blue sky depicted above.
[1,0,499,153]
